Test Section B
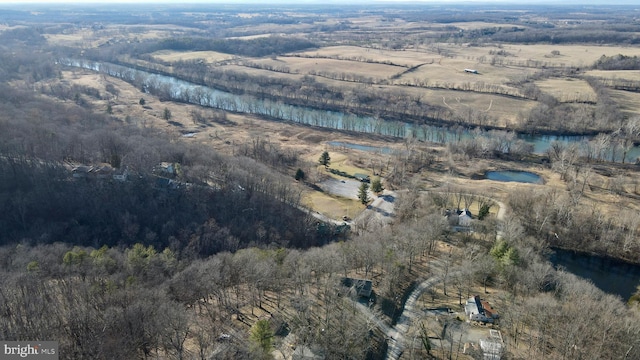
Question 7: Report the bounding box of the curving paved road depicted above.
[352,192,506,359]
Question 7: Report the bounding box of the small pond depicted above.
[551,249,640,301]
[485,170,543,184]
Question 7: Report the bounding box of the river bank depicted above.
[61,58,640,162]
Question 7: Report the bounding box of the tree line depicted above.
[152,36,317,58]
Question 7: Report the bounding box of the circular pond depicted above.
[485,170,543,184]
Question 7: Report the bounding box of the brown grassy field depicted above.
[45,26,188,47]
[606,89,640,117]
[535,78,597,103]
[151,50,236,63]
[292,45,436,67]
[585,70,640,81]
[420,43,640,69]
[394,85,536,127]
[394,58,529,90]
[253,56,404,80]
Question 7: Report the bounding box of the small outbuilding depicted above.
[341,277,373,298]
[354,173,370,183]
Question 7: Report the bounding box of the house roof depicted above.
[457,208,473,217]
[73,165,93,173]
[466,295,498,322]
[341,277,373,297]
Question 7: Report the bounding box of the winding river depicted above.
[61,59,640,161]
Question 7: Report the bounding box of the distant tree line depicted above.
[593,54,640,70]
[153,36,317,58]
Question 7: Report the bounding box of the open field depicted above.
[293,45,436,67]
[226,22,316,35]
[585,70,640,81]
[395,85,537,127]
[434,43,640,68]
[151,50,236,63]
[607,89,640,117]
[253,56,404,80]
[302,189,362,221]
[45,26,188,47]
[535,78,597,103]
[395,57,529,90]
[446,21,529,31]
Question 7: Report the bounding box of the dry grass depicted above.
[254,56,404,80]
[393,85,536,127]
[508,44,640,67]
[585,70,640,81]
[606,89,640,117]
[396,56,534,85]
[428,43,640,68]
[293,45,438,67]
[445,22,529,30]
[222,64,305,81]
[302,191,362,221]
[300,152,374,220]
[321,152,369,177]
[45,31,95,46]
[535,78,597,103]
[151,50,235,63]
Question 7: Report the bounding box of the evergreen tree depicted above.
[250,319,273,358]
[478,203,491,220]
[318,151,331,168]
[370,177,383,193]
[294,168,305,181]
[358,182,370,204]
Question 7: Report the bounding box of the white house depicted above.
[458,208,473,227]
[465,295,498,323]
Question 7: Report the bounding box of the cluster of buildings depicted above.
[71,164,129,181]
[69,161,188,192]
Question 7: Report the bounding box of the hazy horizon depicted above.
[0,0,638,5]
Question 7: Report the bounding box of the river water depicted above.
[61,59,640,161]
[63,59,640,299]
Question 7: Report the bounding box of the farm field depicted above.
[293,45,435,67]
[431,43,640,68]
[252,56,404,80]
[607,89,640,117]
[535,78,597,103]
[585,70,640,81]
[151,50,236,63]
